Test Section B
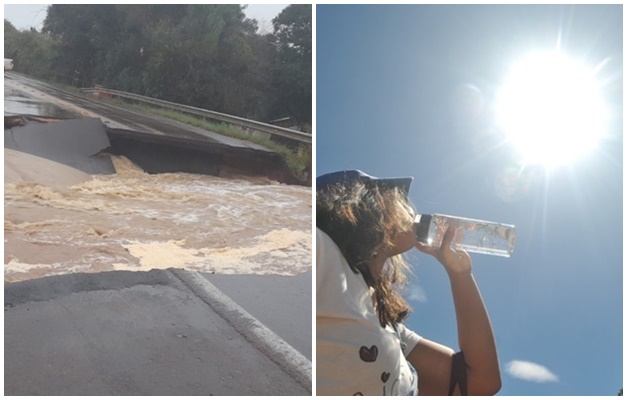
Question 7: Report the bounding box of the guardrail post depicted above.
[251,129,272,140]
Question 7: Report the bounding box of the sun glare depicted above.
[495,51,608,168]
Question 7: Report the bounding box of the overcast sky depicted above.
[3,4,287,32]
[4,4,48,30]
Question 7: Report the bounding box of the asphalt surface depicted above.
[4,269,311,396]
[4,72,273,150]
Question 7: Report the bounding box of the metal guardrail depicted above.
[80,87,312,145]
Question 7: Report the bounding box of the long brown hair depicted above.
[317,180,415,328]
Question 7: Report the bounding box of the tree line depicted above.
[4,4,311,130]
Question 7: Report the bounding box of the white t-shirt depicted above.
[316,228,422,396]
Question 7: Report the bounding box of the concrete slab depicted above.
[203,271,312,360]
[4,117,115,175]
[4,269,311,396]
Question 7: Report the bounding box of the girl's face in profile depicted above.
[385,229,417,257]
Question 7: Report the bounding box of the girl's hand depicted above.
[415,225,472,276]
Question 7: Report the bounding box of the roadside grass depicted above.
[101,96,312,183]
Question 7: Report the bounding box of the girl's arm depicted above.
[407,226,501,395]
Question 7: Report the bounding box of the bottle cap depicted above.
[413,214,432,242]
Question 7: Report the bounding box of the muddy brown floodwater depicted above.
[4,149,312,283]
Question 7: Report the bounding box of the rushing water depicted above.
[4,150,312,283]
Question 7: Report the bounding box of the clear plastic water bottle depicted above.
[414,214,516,257]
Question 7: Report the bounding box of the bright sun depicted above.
[495,51,608,168]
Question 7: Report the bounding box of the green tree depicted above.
[4,19,57,79]
[43,4,121,86]
[16,4,310,126]
[271,4,312,128]
[5,19,18,37]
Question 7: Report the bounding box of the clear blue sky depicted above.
[317,5,622,396]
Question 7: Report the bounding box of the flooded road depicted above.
[4,94,79,120]
[4,74,106,122]
[5,150,311,283]
[4,73,312,283]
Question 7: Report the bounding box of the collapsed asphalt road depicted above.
[4,72,307,184]
[5,116,301,184]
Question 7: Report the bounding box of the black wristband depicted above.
[447,351,468,396]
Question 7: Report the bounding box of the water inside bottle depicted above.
[425,214,516,258]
